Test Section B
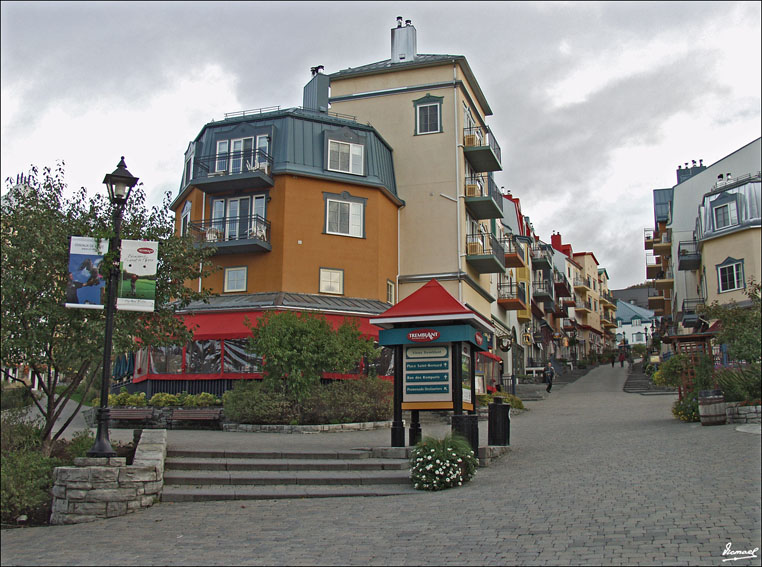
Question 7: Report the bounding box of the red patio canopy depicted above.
[182,310,385,341]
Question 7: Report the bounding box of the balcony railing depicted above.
[530,242,552,268]
[532,279,552,297]
[463,174,503,219]
[497,281,526,306]
[644,228,656,250]
[463,126,502,171]
[188,214,271,255]
[677,240,701,271]
[553,271,572,297]
[573,277,591,290]
[465,232,505,273]
[186,150,274,192]
[500,234,526,266]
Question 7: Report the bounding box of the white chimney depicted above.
[391,18,417,63]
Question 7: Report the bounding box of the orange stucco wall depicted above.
[174,176,399,302]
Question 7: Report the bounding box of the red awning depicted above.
[182,310,384,341]
[477,351,502,362]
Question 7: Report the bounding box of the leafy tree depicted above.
[247,311,378,407]
[1,162,216,454]
[702,278,761,364]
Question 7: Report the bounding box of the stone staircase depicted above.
[161,448,416,502]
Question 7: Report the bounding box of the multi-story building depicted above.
[571,252,604,356]
[598,268,618,350]
[137,75,402,396]
[615,301,657,346]
[645,138,761,337]
[328,19,504,340]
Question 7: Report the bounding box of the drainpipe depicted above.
[198,194,205,293]
[453,61,463,302]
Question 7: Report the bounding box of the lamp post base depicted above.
[87,407,117,457]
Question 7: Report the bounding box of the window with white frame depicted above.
[215,140,229,172]
[328,140,364,175]
[417,104,440,134]
[717,259,744,293]
[713,201,739,230]
[413,94,443,135]
[224,267,247,293]
[632,318,640,327]
[387,280,395,304]
[320,268,344,295]
[181,201,191,237]
[324,193,365,238]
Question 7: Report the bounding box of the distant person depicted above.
[619,352,626,367]
[611,356,615,368]
[544,362,555,393]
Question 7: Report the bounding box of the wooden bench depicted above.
[108,408,155,424]
[169,408,223,429]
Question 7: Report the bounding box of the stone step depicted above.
[165,456,408,471]
[163,469,411,486]
[161,484,418,502]
[166,449,371,460]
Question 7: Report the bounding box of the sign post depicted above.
[372,280,494,449]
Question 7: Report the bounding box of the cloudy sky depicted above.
[2,1,760,289]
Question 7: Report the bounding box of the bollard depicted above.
[451,414,479,454]
[488,397,511,446]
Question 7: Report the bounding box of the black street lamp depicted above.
[87,157,139,457]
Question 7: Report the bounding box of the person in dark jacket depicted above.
[544,362,555,393]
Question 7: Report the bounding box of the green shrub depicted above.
[1,410,44,454]
[108,389,147,407]
[1,449,61,525]
[300,377,393,424]
[222,381,296,424]
[715,364,762,403]
[147,393,182,407]
[475,392,524,410]
[409,433,478,491]
[193,392,222,407]
[64,430,96,461]
[0,385,35,411]
[672,390,699,422]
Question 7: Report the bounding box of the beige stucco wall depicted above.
[331,60,497,317]
[701,227,761,305]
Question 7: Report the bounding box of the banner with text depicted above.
[65,236,108,309]
[116,240,158,312]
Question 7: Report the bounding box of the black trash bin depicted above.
[488,397,511,446]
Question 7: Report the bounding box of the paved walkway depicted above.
[2,364,760,566]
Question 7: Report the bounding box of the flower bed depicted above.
[409,433,478,491]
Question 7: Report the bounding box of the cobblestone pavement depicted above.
[2,364,760,566]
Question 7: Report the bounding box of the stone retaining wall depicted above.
[725,403,761,424]
[82,407,221,429]
[223,421,393,433]
[49,429,167,525]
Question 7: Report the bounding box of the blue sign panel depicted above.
[379,324,489,351]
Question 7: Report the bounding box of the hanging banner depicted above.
[117,240,158,312]
[65,236,108,309]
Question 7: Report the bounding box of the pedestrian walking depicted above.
[543,362,555,393]
[619,351,626,367]
[611,356,615,367]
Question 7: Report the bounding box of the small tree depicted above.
[1,163,216,454]
[247,312,378,408]
[701,278,761,365]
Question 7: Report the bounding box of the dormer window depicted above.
[325,127,366,176]
[713,201,738,230]
[328,140,364,175]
